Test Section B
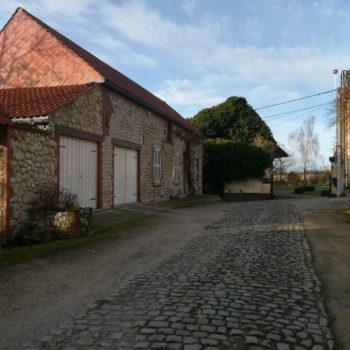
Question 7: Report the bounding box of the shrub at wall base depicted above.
[10,186,91,246]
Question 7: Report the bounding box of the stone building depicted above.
[222,145,288,201]
[0,8,202,241]
[333,69,350,196]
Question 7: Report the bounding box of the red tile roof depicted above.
[15,8,196,133]
[0,84,94,118]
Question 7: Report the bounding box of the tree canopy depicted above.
[190,96,276,144]
[190,96,278,195]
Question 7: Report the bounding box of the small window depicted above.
[166,121,173,143]
[174,152,181,183]
[196,158,200,182]
[153,145,161,184]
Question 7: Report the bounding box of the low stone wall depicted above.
[222,192,272,201]
[224,179,270,195]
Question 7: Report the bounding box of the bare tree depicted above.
[288,116,320,186]
[273,156,294,184]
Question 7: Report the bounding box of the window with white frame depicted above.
[153,145,161,184]
[174,152,181,183]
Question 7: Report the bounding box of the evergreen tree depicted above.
[190,96,275,144]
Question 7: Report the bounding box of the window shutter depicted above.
[153,145,161,184]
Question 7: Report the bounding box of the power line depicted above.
[269,105,328,128]
[255,89,336,111]
[270,108,322,128]
[262,101,333,120]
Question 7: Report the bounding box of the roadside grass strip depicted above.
[0,217,151,269]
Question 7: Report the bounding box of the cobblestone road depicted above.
[27,198,350,350]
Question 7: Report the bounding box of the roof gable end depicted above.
[0,8,102,88]
[0,8,195,132]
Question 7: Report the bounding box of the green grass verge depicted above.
[337,208,350,218]
[274,185,294,191]
[0,217,150,269]
[274,185,330,198]
[0,196,221,269]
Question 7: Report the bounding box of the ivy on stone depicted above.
[190,96,275,144]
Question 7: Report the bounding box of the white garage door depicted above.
[114,147,138,205]
[59,136,97,208]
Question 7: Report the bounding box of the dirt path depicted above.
[0,202,227,350]
[303,210,350,350]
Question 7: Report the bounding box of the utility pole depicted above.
[334,69,343,196]
[342,71,349,191]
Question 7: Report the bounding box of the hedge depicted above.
[203,139,272,194]
[294,185,315,194]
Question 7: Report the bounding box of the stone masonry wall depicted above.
[50,88,112,208]
[8,85,202,234]
[0,130,8,242]
[49,88,102,135]
[8,88,105,232]
[101,134,113,208]
[9,127,56,231]
[50,85,199,207]
[108,91,202,203]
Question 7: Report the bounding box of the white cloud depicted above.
[0,1,21,24]
[0,0,341,160]
[98,0,350,90]
[197,45,350,88]
[32,0,97,23]
[35,0,96,15]
[91,34,157,68]
[313,0,336,17]
[0,0,157,70]
[99,1,219,55]
[155,79,225,117]
[243,18,266,43]
[4,0,348,93]
[181,0,198,16]
[0,0,98,25]
[247,85,301,108]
